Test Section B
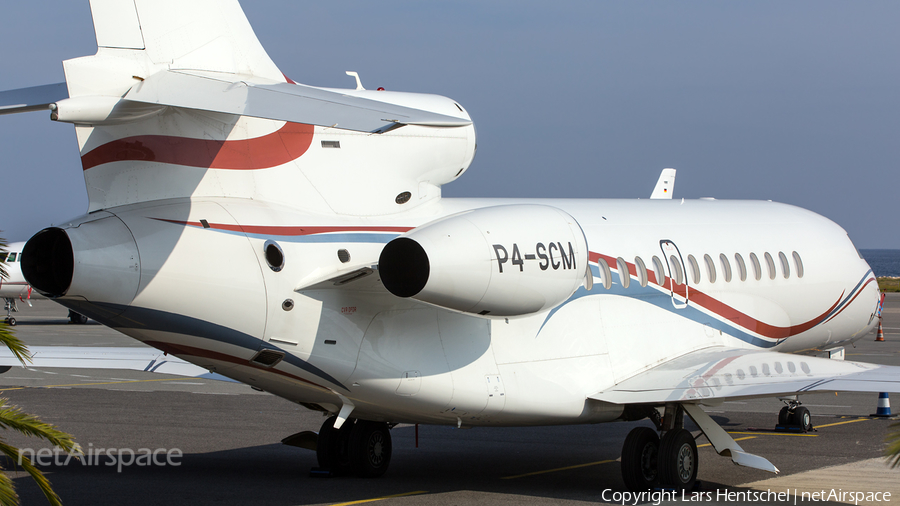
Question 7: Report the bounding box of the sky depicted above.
[1,1,898,248]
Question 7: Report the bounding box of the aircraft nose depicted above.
[22,215,140,311]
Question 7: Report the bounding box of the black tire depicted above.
[350,421,392,478]
[6,317,15,327]
[621,427,659,491]
[778,406,791,426]
[316,416,354,474]
[658,429,698,491]
[791,406,812,432]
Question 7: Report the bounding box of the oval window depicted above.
[652,256,665,286]
[634,256,649,287]
[749,253,762,281]
[687,254,701,284]
[764,252,776,280]
[779,251,790,278]
[669,255,684,285]
[597,258,612,290]
[793,251,804,278]
[734,253,747,281]
[719,253,732,282]
[616,257,630,289]
[704,254,716,283]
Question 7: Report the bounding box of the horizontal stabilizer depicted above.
[0,346,232,381]
[0,83,68,116]
[124,71,472,133]
[590,347,900,405]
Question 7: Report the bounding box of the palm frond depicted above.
[0,234,8,281]
[0,400,79,455]
[0,470,20,506]
[0,326,30,366]
[886,421,900,469]
[0,440,61,506]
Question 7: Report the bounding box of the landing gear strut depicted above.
[316,416,392,478]
[621,404,698,491]
[4,298,17,326]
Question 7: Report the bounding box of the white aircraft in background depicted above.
[0,241,89,325]
[0,242,31,326]
[0,0,894,491]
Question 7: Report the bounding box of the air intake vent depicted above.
[250,349,285,368]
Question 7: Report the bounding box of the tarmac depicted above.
[0,294,898,505]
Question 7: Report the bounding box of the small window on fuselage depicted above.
[792,251,804,278]
[634,256,649,287]
[7,253,16,262]
[719,254,732,282]
[734,253,747,281]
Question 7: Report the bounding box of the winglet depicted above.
[650,168,676,199]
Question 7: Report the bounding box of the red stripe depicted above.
[144,340,329,391]
[590,251,839,340]
[156,219,412,236]
[823,276,877,324]
[80,122,314,171]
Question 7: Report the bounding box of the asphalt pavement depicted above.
[0,296,898,505]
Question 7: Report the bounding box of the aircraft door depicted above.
[660,240,689,309]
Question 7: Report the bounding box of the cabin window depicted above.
[687,255,701,284]
[764,252,776,280]
[616,257,630,289]
[634,256,649,287]
[749,253,762,281]
[719,253,732,282]
[652,256,665,285]
[669,255,684,285]
[779,251,790,278]
[597,257,612,290]
[734,253,747,281]
[704,254,716,283]
[793,251,804,278]
[6,253,16,262]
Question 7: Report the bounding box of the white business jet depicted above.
[0,242,31,326]
[0,0,893,491]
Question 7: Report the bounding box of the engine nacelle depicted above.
[379,204,589,317]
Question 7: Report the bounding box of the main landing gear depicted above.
[316,416,392,478]
[621,404,698,492]
[778,399,813,432]
[68,310,89,324]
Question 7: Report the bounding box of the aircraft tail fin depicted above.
[650,168,676,199]
[88,0,284,81]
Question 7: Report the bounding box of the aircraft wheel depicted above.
[778,406,791,426]
[316,416,354,474]
[69,312,88,324]
[621,427,659,491]
[791,406,812,432]
[658,428,698,491]
[350,420,392,478]
[6,317,15,327]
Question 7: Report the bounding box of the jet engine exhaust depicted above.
[22,227,73,297]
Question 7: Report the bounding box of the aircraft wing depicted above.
[124,70,472,133]
[0,346,231,380]
[0,83,68,115]
[589,346,900,405]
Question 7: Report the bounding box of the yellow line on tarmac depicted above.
[815,418,870,429]
[727,431,818,437]
[330,491,428,506]
[501,459,615,480]
[698,436,756,448]
[1,377,186,391]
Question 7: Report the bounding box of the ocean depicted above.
[861,249,900,277]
